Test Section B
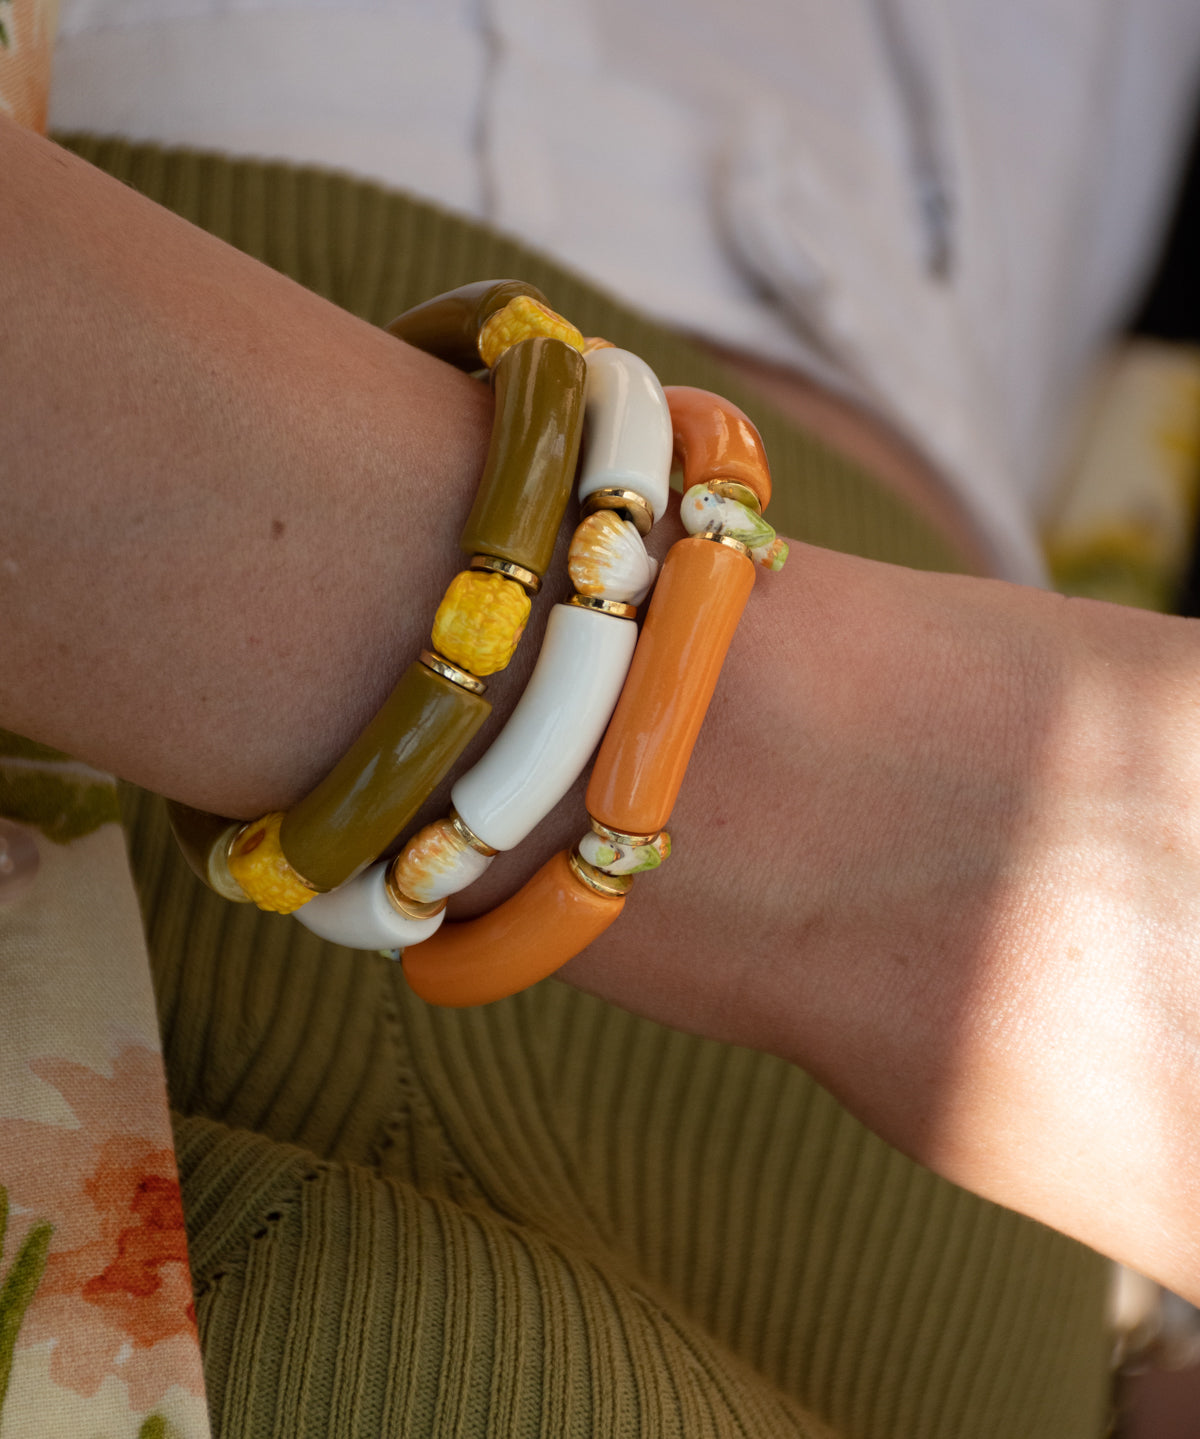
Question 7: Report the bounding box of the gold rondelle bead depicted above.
[469,554,541,594]
[567,595,638,621]
[569,848,634,897]
[419,649,487,695]
[707,479,763,514]
[448,807,499,857]
[581,488,654,537]
[384,863,450,920]
[698,532,752,559]
[589,818,661,849]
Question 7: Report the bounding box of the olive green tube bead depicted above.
[279,661,491,892]
[166,800,248,901]
[386,280,548,370]
[460,337,586,578]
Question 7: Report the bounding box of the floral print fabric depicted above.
[0,735,211,1438]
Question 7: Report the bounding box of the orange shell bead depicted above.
[402,850,624,1007]
[663,386,772,510]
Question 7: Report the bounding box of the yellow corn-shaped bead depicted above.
[478,296,585,370]
[431,570,531,677]
[227,811,317,914]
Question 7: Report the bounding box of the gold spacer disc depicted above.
[582,488,654,537]
[698,532,752,559]
[419,649,486,695]
[567,594,637,621]
[384,863,450,920]
[707,479,762,514]
[589,818,661,849]
[569,848,634,897]
[469,554,541,595]
[448,808,499,857]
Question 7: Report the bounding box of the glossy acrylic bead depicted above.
[166,800,249,902]
[391,816,494,904]
[452,601,638,852]
[586,535,756,836]
[281,659,491,893]
[460,337,586,577]
[293,861,447,950]
[402,849,624,1006]
[577,347,673,521]
[664,386,773,510]
[431,570,531,677]
[568,511,657,603]
[385,279,547,370]
[0,818,38,904]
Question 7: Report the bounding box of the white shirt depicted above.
[49,0,1200,582]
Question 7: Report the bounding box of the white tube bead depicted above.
[577,348,673,522]
[293,862,446,951]
[452,602,638,852]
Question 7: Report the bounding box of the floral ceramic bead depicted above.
[680,484,789,570]
[478,296,585,369]
[432,570,532,677]
[578,828,671,876]
[227,811,317,913]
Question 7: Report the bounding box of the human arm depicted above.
[7,114,1200,1306]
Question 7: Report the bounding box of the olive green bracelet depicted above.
[169,281,587,909]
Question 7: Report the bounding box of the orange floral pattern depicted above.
[0,1045,204,1413]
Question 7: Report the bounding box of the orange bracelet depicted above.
[403,388,786,1007]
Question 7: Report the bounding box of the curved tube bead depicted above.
[402,849,624,1007]
[452,602,639,852]
[577,348,673,521]
[586,535,755,836]
[165,800,248,903]
[280,659,491,893]
[293,861,447,950]
[663,386,773,510]
[385,279,547,370]
[460,337,587,577]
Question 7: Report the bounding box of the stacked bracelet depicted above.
[295,341,674,951]
[169,281,588,916]
[401,384,787,1007]
[168,282,788,1010]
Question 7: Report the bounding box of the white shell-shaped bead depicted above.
[577,348,672,523]
[293,861,447,951]
[391,817,494,903]
[568,511,658,603]
[578,828,671,876]
[453,602,638,852]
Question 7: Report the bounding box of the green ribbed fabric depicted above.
[72,136,1112,1437]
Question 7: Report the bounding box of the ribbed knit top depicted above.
[73,136,1113,1438]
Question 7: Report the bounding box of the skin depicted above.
[6,114,1200,1302]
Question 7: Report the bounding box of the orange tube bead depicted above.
[402,850,624,1007]
[664,386,772,510]
[586,535,755,837]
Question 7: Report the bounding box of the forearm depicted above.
[1,115,494,815]
[10,117,1200,1305]
[567,548,1200,1299]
